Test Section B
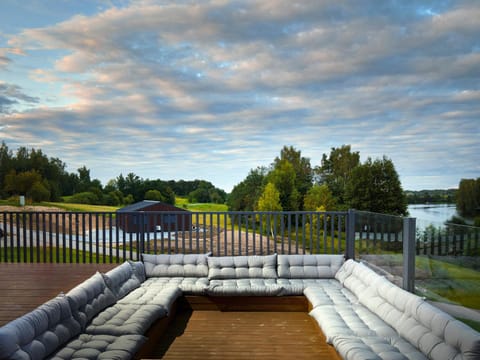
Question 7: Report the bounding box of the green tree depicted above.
[256,182,282,237]
[268,160,300,211]
[4,170,42,196]
[303,184,336,211]
[145,189,165,202]
[29,181,51,202]
[273,146,312,208]
[315,145,360,207]
[456,178,479,217]
[345,156,407,215]
[228,167,267,211]
[257,182,283,212]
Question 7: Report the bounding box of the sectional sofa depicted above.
[1,254,479,360]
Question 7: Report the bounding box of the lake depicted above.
[407,204,458,230]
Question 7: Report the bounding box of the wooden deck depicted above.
[0,263,117,325]
[0,264,341,360]
[142,309,340,360]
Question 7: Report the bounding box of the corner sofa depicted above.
[1,254,479,360]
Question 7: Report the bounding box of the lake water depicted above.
[407,204,458,230]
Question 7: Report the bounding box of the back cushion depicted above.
[208,254,277,279]
[143,253,210,278]
[277,254,344,279]
[0,295,81,360]
[337,260,384,299]
[103,261,144,300]
[66,272,116,330]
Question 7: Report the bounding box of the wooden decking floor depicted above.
[0,263,117,326]
[144,310,340,360]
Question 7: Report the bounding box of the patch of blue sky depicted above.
[416,6,440,17]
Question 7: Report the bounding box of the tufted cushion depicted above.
[49,333,146,360]
[85,303,165,336]
[304,285,358,307]
[332,335,427,360]
[207,278,283,296]
[138,277,210,295]
[0,295,81,360]
[103,261,144,300]
[117,286,182,313]
[277,278,342,295]
[207,255,277,279]
[66,272,116,330]
[143,253,210,278]
[336,260,384,299]
[277,254,344,279]
[310,304,397,343]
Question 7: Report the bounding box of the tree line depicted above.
[0,142,226,206]
[228,145,408,216]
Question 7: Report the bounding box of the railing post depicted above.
[346,209,356,260]
[403,217,416,292]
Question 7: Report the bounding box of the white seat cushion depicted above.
[117,285,182,314]
[310,305,397,343]
[139,277,209,295]
[332,335,427,360]
[49,333,146,360]
[85,303,166,336]
[304,285,358,307]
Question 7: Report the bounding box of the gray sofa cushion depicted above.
[143,253,210,278]
[85,303,166,336]
[138,277,209,295]
[207,278,283,296]
[66,272,116,330]
[207,255,277,279]
[103,261,144,300]
[304,285,358,306]
[336,259,384,299]
[117,286,182,314]
[310,304,398,343]
[277,254,344,279]
[48,333,146,360]
[0,295,81,360]
[277,278,342,295]
[332,335,427,360]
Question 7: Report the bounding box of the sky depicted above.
[0,0,479,193]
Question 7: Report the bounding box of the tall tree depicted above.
[273,146,312,207]
[256,182,283,212]
[345,156,407,215]
[315,145,360,207]
[268,160,300,211]
[456,178,479,217]
[256,182,282,237]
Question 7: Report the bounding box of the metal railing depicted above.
[0,210,351,262]
[416,223,480,257]
[0,209,423,292]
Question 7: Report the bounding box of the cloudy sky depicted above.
[0,0,479,192]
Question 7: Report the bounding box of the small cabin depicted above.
[117,200,191,233]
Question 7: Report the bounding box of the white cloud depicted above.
[0,0,479,192]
